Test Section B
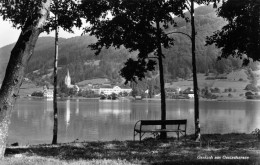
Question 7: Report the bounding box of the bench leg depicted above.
[139,132,141,142]
[185,131,187,142]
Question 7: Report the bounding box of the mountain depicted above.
[0,35,133,85]
[0,43,13,82]
[0,5,255,86]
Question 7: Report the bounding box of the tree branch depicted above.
[147,56,159,59]
[166,31,192,41]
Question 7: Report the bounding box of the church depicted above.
[65,70,79,92]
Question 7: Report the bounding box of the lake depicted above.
[8,98,260,145]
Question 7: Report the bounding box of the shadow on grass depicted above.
[4,134,260,164]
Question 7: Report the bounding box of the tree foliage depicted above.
[206,0,260,65]
[0,0,83,39]
[84,0,186,83]
[0,1,43,29]
[0,0,113,155]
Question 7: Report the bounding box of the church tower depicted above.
[65,70,71,87]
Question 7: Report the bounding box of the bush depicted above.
[216,77,227,79]
[210,87,220,93]
[244,84,258,92]
[239,78,244,81]
[59,93,68,98]
[252,128,260,141]
[228,88,232,92]
[205,77,215,80]
[224,88,233,93]
[200,87,218,99]
[31,91,43,97]
[245,91,254,96]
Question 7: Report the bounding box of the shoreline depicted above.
[24,96,260,102]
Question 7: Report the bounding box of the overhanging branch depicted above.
[147,56,159,59]
[166,31,192,41]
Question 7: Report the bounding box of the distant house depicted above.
[43,89,53,98]
[165,87,181,94]
[154,93,161,98]
[80,85,92,91]
[43,86,53,98]
[84,60,100,66]
[92,88,100,94]
[98,85,132,95]
[183,88,194,98]
[188,94,194,98]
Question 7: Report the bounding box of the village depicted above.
[25,68,259,101]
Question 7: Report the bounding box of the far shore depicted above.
[22,95,260,102]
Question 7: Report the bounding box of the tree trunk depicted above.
[0,1,51,158]
[52,12,59,144]
[156,20,167,139]
[190,0,200,141]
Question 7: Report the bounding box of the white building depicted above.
[65,70,73,88]
[188,94,194,98]
[43,86,53,98]
[64,70,79,92]
[98,86,132,95]
[43,89,53,98]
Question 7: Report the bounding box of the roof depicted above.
[100,85,113,89]
[76,78,110,86]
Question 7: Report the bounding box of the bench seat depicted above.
[133,120,187,141]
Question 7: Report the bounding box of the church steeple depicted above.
[65,69,71,87]
[67,70,70,78]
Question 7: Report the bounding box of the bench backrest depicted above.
[140,120,187,126]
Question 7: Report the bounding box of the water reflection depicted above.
[66,100,70,127]
[8,98,260,145]
[76,99,79,115]
[99,100,131,116]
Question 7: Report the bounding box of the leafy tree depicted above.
[190,0,222,141]
[0,0,106,157]
[168,0,201,141]
[84,0,222,141]
[85,0,186,139]
[206,0,260,65]
[0,0,52,158]
[50,0,81,145]
[167,0,220,141]
[214,58,232,74]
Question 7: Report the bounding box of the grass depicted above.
[3,134,260,165]
[170,72,249,92]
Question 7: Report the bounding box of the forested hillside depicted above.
[0,5,257,85]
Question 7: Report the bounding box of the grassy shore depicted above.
[2,134,260,165]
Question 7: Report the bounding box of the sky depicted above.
[0,19,20,47]
[0,18,84,48]
[0,3,202,48]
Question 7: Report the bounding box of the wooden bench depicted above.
[133,119,187,141]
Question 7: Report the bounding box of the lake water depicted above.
[8,98,260,145]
